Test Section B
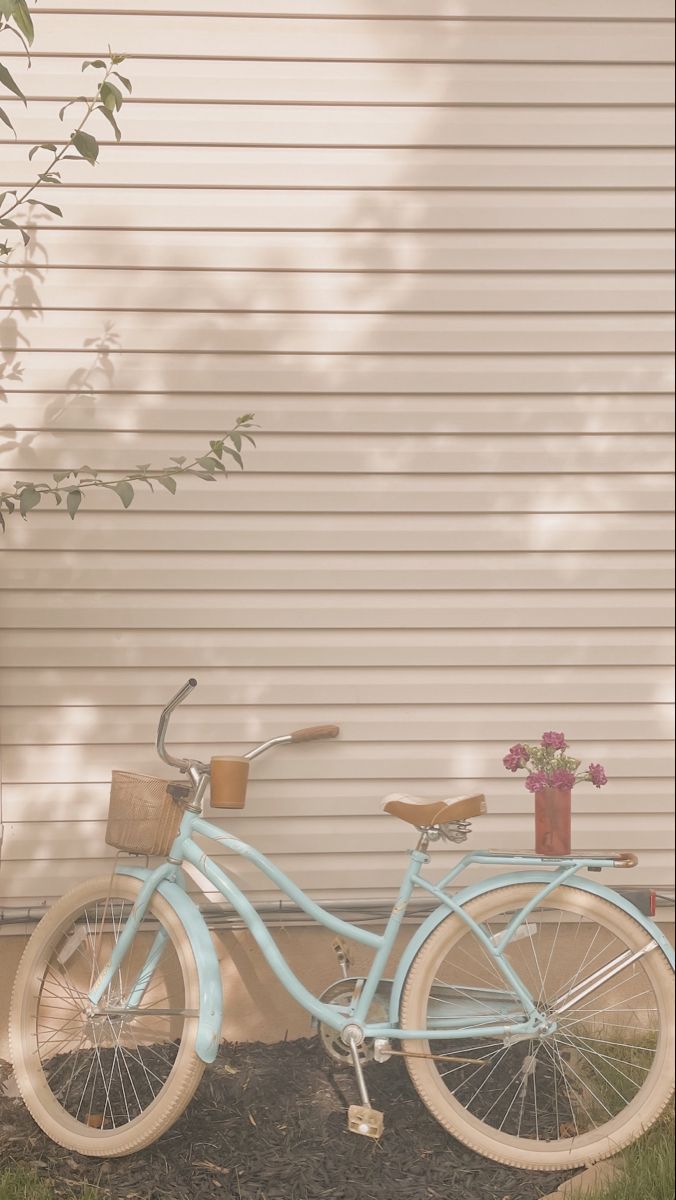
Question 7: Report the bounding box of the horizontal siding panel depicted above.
[1,433,672,474]
[4,814,670,864]
[3,778,672,826]
[6,230,672,270]
[23,15,676,62]
[3,397,673,435]
[2,514,672,554]
[4,271,674,312]
[1,590,671,629]
[31,2,676,19]
[1,703,673,748]
[9,106,676,147]
[0,474,671,515]
[5,63,675,106]
[3,396,673,435]
[1,666,673,706]
[6,354,674,392]
[1,629,673,669]
[1,551,673,591]
[4,145,676,188]
[2,741,672,783]
[17,186,676,224]
[1,853,670,905]
[6,313,674,354]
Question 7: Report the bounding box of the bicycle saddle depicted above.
[381,792,487,828]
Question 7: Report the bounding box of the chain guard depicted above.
[316,978,388,1065]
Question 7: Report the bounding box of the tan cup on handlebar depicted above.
[210,756,249,809]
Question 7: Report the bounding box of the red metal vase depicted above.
[534,788,572,856]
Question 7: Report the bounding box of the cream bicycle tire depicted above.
[401,883,675,1171]
[10,874,205,1158]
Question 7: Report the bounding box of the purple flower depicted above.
[542,731,567,751]
[549,768,577,792]
[588,763,608,788]
[525,771,549,793]
[503,743,529,772]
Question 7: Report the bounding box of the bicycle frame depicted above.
[88,803,668,1062]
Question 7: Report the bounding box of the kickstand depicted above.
[346,1035,384,1139]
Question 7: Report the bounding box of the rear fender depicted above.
[389,870,675,1026]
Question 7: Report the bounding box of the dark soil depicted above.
[0,1038,576,1200]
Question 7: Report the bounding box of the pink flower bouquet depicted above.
[503,732,608,794]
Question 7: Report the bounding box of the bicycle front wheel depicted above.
[10,874,205,1157]
[400,883,674,1171]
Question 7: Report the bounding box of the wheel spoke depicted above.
[28,888,191,1134]
[403,885,672,1163]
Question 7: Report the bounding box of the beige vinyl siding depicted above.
[0,1,673,904]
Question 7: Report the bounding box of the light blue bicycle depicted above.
[10,679,675,1169]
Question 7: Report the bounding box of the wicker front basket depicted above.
[106,770,192,856]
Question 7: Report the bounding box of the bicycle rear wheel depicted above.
[400,883,674,1170]
[10,874,205,1157]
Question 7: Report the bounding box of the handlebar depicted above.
[156,677,197,771]
[155,678,340,772]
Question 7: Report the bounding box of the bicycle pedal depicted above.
[347,1104,384,1139]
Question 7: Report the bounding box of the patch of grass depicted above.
[0,1169,101,1200]
[584,1107,675,1200]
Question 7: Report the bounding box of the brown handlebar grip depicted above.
[290,724,340,743]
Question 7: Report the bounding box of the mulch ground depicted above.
[0,1038,576,1200]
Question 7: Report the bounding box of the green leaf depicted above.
[222,445,243,469]
[52,470,70,483]
[0,218,29,245]
[112,72,133,93]
[111,53,127,65]
[67,489,83,519]
[54,492,63,506]
[170,456,186,466]
[157,474,177,494]
[198,455,225,473]
[71,130,99,165]
[113,480,134,508]
[29,142,58,161]
[18,485,41,516]
[195,471,216,481]
[26,200,63,217]
[209,440,224,459]
[82,59,107,71]
[0,62,26,103]
[100,81,123,112]
[96,104,122,143]
[12,0,34,45]
[0,106,15,133]
[59,97,87,121]
[230,431,242,451]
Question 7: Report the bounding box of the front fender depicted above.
[116,865,223,1064]
[389,871,675,1026]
